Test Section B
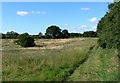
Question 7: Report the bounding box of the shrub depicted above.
[98,39,106,49]
[16,33,35,47]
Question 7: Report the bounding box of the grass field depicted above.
[68,47,118,81]
[2,38,118,81]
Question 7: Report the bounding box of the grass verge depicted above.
[68,46,118,81]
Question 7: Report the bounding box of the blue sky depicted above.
[2,2,110,35]
[1,0,113,2]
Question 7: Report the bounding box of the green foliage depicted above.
[83,31,97,37]
[68,47,118,81]
[45,26,71,39]
[62,29,69,38]
[0,33,4,39]
[38,32,43,38]
[16,33,35,47]
[98,38,107,49]
[97,2,120,49]
[69,33,82,38]
[5,31,19,39]
[45,25,62,38]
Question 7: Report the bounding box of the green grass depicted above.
[2,38,97,81]
[2,38,118,81]
[68,46,118,81]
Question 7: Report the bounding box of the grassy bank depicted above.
[68,46,118,81]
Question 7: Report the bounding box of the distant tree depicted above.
[45,25,62,38]
[114,0,120,2]
[5,31,19,39]
[32,35,39,39]
[62,29,69,38]
[0,33,2,39]
[0,33,6,39]
[16,33,35,47]
[83,31,97,37]
[69,33,82,38]
[38,32,43,38]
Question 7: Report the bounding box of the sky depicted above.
[2,2,112,35]
[1,0,114,2]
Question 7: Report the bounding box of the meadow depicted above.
[2,38,118,81]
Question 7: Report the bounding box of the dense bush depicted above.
[16,33,35,47]
[97,2,120,49]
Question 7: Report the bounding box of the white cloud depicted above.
[64,24,69,27]
[81,8,90,10]
[81,24,89,28]
[74,24,90,31]
[65,24,68,26]
[89,17,98,23]
[42,11,46,14]
[92,25,97,31]
[30,11,41,14]
[17,11,29,16]
[36,11,41,14]
[17,11,46,16]
[31,11,34,14]
[64,24,73,28]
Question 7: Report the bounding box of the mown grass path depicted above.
[68,47,118,81]
[61,45,95,81]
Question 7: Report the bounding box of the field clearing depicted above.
[2,38,84,50]
[2,38,96,81]
[2,38,118,81]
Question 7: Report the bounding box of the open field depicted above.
[2,38,118,81]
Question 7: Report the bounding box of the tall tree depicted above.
[45,25,62,38]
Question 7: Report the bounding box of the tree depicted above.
[62,29,69,38]
[32,35,39,39]
[0,33,2,39]
[38,32,43,38]
[0,33,6,39]
[83,31,97,37]
[114,0,120,2]
[69,33,82,38]
[45,25,62,38]
[5,31,19,39]
[97,2,120,49]
[16,33,35,47]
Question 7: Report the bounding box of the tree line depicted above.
[0,26,97,39]
[97,1,120,50]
